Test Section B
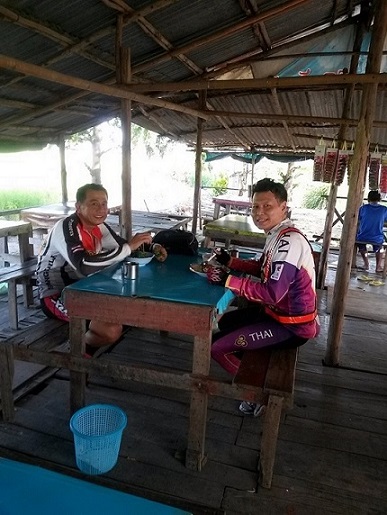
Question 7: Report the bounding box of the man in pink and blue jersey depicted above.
[210,178,319,416]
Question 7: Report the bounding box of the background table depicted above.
[64,253,235,471]
[212,194,251,219]
[20,203,191,234]
[0,219,34,265]
[203,213,266,248]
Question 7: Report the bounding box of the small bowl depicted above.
[202,252,213,262]
[126,251,154,266]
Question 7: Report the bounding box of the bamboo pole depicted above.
[192,91,206,236]
[116,15,132,240]
[58,135,68,204]
[324,0,387,366]
[316,4,369,290]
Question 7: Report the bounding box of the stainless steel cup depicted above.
[122,261,138,280]
[230,247,239,258]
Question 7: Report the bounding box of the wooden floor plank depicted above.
[1,277,387,513]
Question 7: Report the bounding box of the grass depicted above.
[0,190,59,211]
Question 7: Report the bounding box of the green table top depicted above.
[204,214,266,239]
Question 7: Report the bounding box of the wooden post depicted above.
[116,15,132,240]
[325,0,387,366]
[58,134,68,204]
[316,5,369,289]
[192,91,206,236]
[316,185,337,289]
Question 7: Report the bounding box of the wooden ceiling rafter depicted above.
[137,104,179,140]
[202,15,358,79]
[198,110,387,127]
[0,6,116,72]
[0,0,177,96]
[270,88,296,150]
[0,54,209,134]
[102,0,203,75]
[0,86,117,135]
[3,0,311,150]
[292,131,387,151]
[128,72,387,93]
[0,98,36,110]
[132,0,311,74]
[204,101,251,149]
[0,0,378,155]
[238,0,272,52]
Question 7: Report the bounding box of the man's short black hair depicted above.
[76,183,108,203]
[252,178,287,202]
[368,190,381,202]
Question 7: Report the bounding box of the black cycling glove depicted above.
[215,248,231,267]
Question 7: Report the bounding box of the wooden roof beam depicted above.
[128,72,387,93]
[202,110,387,128]
[202,15,357,79]
[0,6,115,71]
[102,0,202,75]
[271,88,296,150]
[0,54,209,133]
[132,0,311,74]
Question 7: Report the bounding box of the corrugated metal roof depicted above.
[0,0,385,155]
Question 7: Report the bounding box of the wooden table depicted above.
[64,253,236,471]
[20,204,191,234]
[0,219,34,264]
[0,220,35,327]
[212,194,251,219]
[203,213,266,248]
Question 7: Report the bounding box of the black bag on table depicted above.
[153,229,198,255]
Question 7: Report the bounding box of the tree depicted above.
[67,119,121,184]
[279,162,302,204]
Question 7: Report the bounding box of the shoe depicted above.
[239,401,266,417]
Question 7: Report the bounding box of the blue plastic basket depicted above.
[70,404,127,475]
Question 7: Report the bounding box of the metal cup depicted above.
[122,261,138,280]
[230,247,239,258]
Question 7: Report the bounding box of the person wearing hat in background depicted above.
[356,190,387,273]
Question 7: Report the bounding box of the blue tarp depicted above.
[277,27,373,78]
[205,152,309,164]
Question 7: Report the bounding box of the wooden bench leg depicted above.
[185,334,211,471]
[186,390,208,470]
[259,394,284,489]
[383,247,387,280]
[69,318,87,414]
[8,279,19,330]
[0,345,15,421]
[22,278,34,307]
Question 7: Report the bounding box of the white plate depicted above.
[125,254,154,266]
[189,264,207,278]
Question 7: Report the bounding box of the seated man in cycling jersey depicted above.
[36,183,167,355]
[210,178,319,416]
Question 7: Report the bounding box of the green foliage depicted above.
[302,185,330,209]
[212,175,228,196]
[0,190,59,212]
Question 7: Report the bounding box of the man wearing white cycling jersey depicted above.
[37,183,166,354]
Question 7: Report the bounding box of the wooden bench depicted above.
[0,317,69,422]
[0,258,38,329]
[233,346,298,489]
